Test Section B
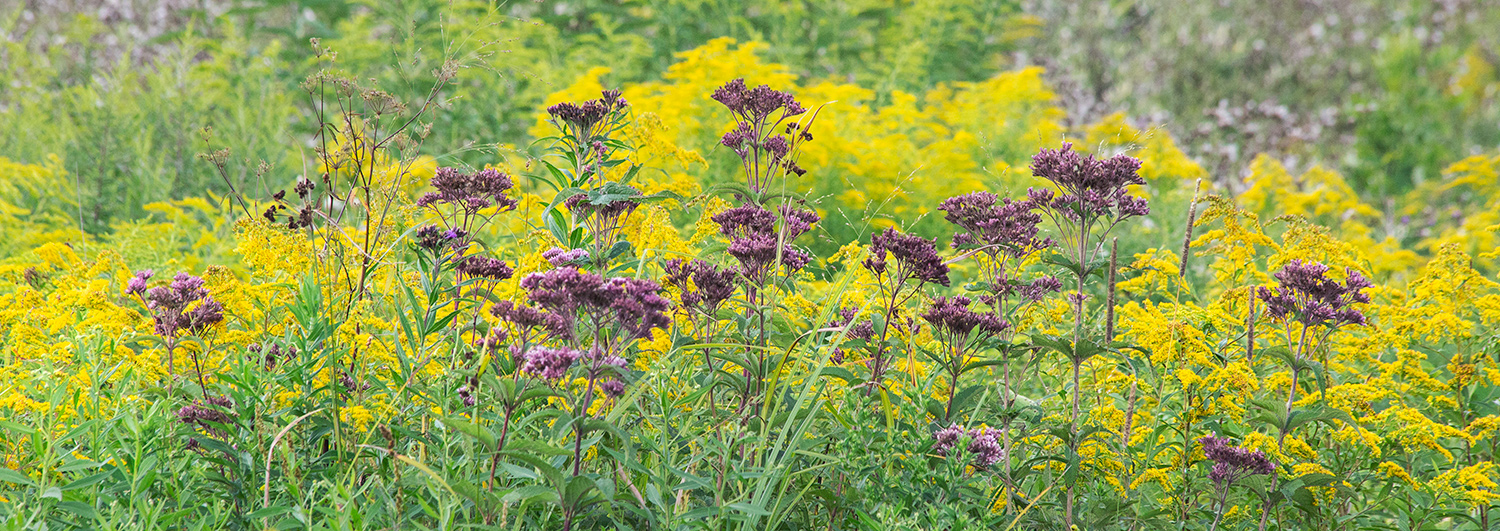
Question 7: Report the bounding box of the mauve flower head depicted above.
[584,346,628,375]
[1018,276,1064,302]
[456,256,514,280]
[711,78,806,121]
[566,187,641,219]
[543,247,590,267]
[547,89,627,131]
[966,427,1003,469]
[921,295,1010,340]
[763,135,791,162]
[778,205,820,240]
[939,192,1051,256]
[1257,259,1370,329]
[492,301,567,337]
[416,167,518,212]
[727,233,809,281]
[1029,142,1149,220]
[600,379,626,398]
[1199,435,1275,485]
[663,259,737,313]
[720,121,756,157]
[713,206,778,238]
[932,423,966,456]
[177,395,235,434]
[145,272,224,337]
[127,269,153,295]
[864,228,950,287]
[711,204,818,281]
[602,276,674,339]
[415,225,462,251]
[520,268,672,340]
[522,347,583,380]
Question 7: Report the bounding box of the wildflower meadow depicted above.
[2,1,1500,530]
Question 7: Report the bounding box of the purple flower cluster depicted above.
[456,255,515,280]
[824,307,876,364]
[711,79,811,185]
[177,395,235,434]
[711,205,820,283]
[932,424,1004,470]
[415,225,467,251]
[520,268,672,340]
[932,423,966,456]
[938,192,1051,255]
[599,379,626,398]
[1028,142,1149,221]
[140,272,224,337]
[863,228,951,287]
[521,346,583,379]
[710,78,806,122]
[1015,276,1064,302]
[967,428,1003,469]
[491,300,571,339]
[663,259,738,314]
[1256,259,1371,328]
[127,269,152,295]
[416,167,519,213]
[921,296,1010,341]
[1199,435,1275,485]
[247,342,298,370]
[547,89,627,132]
[566,188,641,220]
[543,248,590,267]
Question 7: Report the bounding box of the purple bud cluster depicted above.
[566,187,642,220]
[711,78,806,122]
[711,79,811,186]
[247,342,298,370]
[415,225,467,251]
[416,167,519,213]
[1028,142,1149,221]
[491,300,571,339]
[140,272,225,337]
[520,268,672,340]
[127,269,152,295]
[543,248,590,267]
[456,255,515,280]
[1016,276,1065,302]
[932,424,1004,470]
[663,259,738,314]
[711,205,820,283]
[599,379,626,398]
[1256,259,1371,328]
[521,346,583,379]
[938,192,1051,255]
[177,395,235,434]
[863,228,951,287]
[547,89,627,132]
[921,296,1010,340]
[824,307,876,363]
[1199,435,1275,485]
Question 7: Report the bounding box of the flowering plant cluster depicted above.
[2,38,1500,531]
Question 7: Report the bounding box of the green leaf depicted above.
[56,501,97,520]
[501,485,559,505]
[440,415,496,448]
[0,468,35,487]
[246,506,293,519]
[727,502,772,517]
